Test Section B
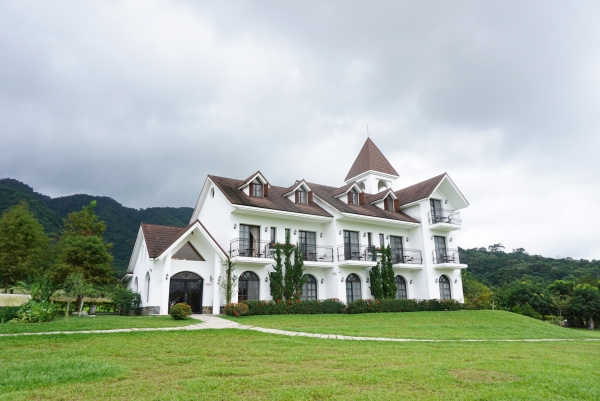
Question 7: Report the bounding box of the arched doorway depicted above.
[346,273,362,303]
[169,271,203,313]
[238,271,259,302]
[439,275,451,300]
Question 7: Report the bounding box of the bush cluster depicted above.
[169,302,193,320]
[224,302,249,317]
[344,298,463,314]
[0,306,20,323]
[223,298,466,316]
[11,300,57,323]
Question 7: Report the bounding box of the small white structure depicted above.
[124,138,469,314]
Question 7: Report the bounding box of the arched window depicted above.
[238,271,259,302]
[169,271,203,313]
[346,274,362,303]
[378,180,387,192]
[395,276,407,299]
[134,277,138,293]
[439,275,451,300]
[301,274,317,301]
[145,273,151,303]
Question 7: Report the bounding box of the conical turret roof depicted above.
[344,138,399,181]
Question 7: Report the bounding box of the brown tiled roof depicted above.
[308,182,419,224]
[368,189,393,203]
[239,170,270,187]
[281,180,309,196]
[331,182,358,197]
[140,220,227,260]
[209,175,333,218]
[394,173,446,206]
[344,138,399,181]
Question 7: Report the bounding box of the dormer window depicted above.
[384,195,394,211]
[298,187,307,204]
[348,188,359,205]
[250,179,263,197]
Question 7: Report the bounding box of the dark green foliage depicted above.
[570,284,600,328]
[0,306,19,323]
[381,246,397,298]
[459,246,600,287]
[282,233,294,301]
[0,203,51,292]
[496,281,553,317]
[52,202,115,287]
[0,179,193,277]
[292,243,307,301]
[268,243,284,301]
[110,285,141,315]
[225,299,346,316]
[369,263,383,299]
[344,298,464,314]
[169,302,192,320]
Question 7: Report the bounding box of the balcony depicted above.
[428,209,462,231]
[229,238,273,264]
[337,244,377,267]
[298,244,334,266]
[390,248,423,269]
[432,248,468,269]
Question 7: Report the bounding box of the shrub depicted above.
[169,302,193,320]
[224,302,249,317]
[111,286,141,316]
[0,306,19,323]
[11,300,57,323]
[345,299,464,314]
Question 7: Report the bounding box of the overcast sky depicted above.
[1,1,599,259]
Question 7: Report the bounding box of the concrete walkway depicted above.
[1,314,599,343]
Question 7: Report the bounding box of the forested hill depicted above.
[459,246,600,288]
[0,178,193,277]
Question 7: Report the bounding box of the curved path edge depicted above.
[1,314,598,343]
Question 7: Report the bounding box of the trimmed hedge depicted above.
[344,298,463,314]
[224,298,468,316]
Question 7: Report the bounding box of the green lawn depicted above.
[1,329,599,400]
[224,310,600,340]
[0,315,198,334]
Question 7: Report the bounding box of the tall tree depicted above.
[381,245,397,299]
[369,263,383,299]
[291,243,307,300]
[52,201,114,296]
[282,231,294,301]
[570,284,600,330]
[268,243,284,301]
[0,202,50,293]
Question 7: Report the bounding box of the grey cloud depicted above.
[0,1,599,259]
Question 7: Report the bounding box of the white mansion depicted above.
[124,138,469,314]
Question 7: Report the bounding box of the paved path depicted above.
[1,314,599,343]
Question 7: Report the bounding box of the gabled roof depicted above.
[332,181,362,197]
[209,175,333,218]
[369,188,396,204]
[281,180,311,197]
[393,173,448,206]
[345,138,399,181]
[308,182,419,224]
[238,171,269,189]
[140,220,227,260]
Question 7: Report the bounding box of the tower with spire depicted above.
[344,138,399,193]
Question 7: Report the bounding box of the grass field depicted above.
[0,315,197,334]
[1,329,599,400]
[224,310,600,340]
[1,312,599,400]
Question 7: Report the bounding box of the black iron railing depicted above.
[337,244,375,262]
[432,248,460,264]
[390,248,423,265]
[230,238,271,258]
[298,244,334,263]
[428,209,462,225]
